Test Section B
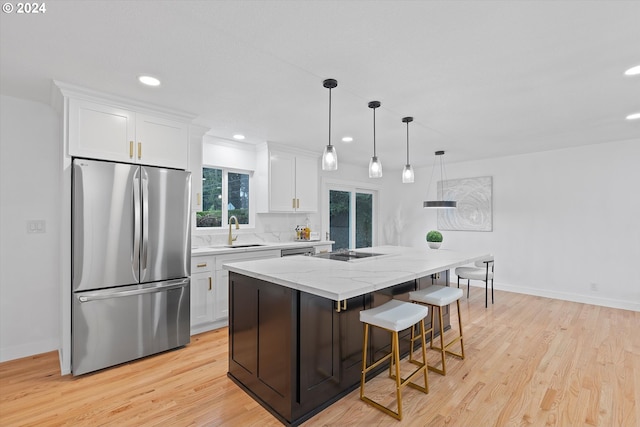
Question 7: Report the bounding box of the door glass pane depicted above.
[329,190,350,251]
[197,167,222,227]
[228,172,249,224]
[355,193,372,248]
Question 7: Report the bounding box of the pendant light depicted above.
[368,101,382,178]
[423,150,457,208]
[322,79,338,171]
[401,116,414,183]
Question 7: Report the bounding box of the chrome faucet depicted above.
[228,215,239,245]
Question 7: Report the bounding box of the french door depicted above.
[328,188,375,251]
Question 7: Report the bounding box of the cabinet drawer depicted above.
[191,256,214,273]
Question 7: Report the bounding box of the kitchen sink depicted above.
[206,243,267,249]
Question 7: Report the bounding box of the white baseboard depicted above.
[459,281,639,312]
[190,319,229,336]
[0,338,59,363]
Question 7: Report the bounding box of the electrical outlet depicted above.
[27,220,46,234]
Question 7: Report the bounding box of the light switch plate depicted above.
[27,220,46,234]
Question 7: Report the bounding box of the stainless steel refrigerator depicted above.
[72,158,191,375]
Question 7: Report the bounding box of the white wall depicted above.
[380,139,640,311]
[0,95,61,361]
[1,93,637,365]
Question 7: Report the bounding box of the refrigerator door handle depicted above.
[141,168,149,277]
[132,169,141,282]
[76,279,189,303]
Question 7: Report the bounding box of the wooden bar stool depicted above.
[359,299,429,421]
[409,285,464,375]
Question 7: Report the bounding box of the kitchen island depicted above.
[223,246,490,426]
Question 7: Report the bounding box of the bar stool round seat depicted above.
[455,255,495,307]
[409,285,465,376]
[359,299,430,421]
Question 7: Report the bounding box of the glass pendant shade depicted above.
[401,116,414,184]
[321,78,338,171]
[368,101,382,178]
[322,144,337,171]
[402,164,414,183]
[369,156,382,178]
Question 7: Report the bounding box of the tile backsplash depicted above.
[192,212,321,247]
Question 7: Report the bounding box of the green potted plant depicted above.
[426,230,443,249]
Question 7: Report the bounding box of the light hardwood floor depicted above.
[1,289,638,426]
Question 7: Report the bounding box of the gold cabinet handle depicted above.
[129,141,134,158]
[208,277,212,291]
[335,299,347,313]
[292,198,296,209]
[197,192,201,206]
[297,199,300,209]
[137,142,142,160]
[196,263,207,268]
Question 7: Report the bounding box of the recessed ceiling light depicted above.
[625,112,640,120]
[341,136,353,143]
[624,65,640,76]
[233,134,245,140]
[138,75,161,86]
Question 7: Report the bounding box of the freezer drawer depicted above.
[72,279,190,376]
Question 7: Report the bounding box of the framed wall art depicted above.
[438,176,493,231]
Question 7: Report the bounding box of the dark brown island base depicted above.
[227,271,448,426]
[223,246,490,426]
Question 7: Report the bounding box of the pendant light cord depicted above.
[427,154,437,199]
[406,121,410,164]
[328,88,332,148]
[372,107,377,156]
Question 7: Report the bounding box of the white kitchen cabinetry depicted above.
[256,145,319,213]
[188,126,209,211]
[215,249,281,320]
[190,249,281,335]
[66,95,190,169]
[190,256,216,334]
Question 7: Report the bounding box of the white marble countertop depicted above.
[223,245,491,300]
[192,240,333,256]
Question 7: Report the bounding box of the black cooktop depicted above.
[313,250,383,262]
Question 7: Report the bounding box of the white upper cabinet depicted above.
[57,82,194,169]
[68,99,135,162]
[294,155,319,212]
[268,151,297,211]
[188,126,209,211]
[256,144,319,213]
[134,113,189,169]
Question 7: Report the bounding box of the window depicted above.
[197,167,251,228]
[328,187,376,251]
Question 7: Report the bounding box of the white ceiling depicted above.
[1,0,639,168]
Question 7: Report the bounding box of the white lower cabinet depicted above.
[190,256,216,334]
[191,249,281,335]
[215,270,230,320]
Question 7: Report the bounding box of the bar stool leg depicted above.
[361,319,429,420]
[427,302,465,376]
[360,323,369,399]
[457,299,465,359]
